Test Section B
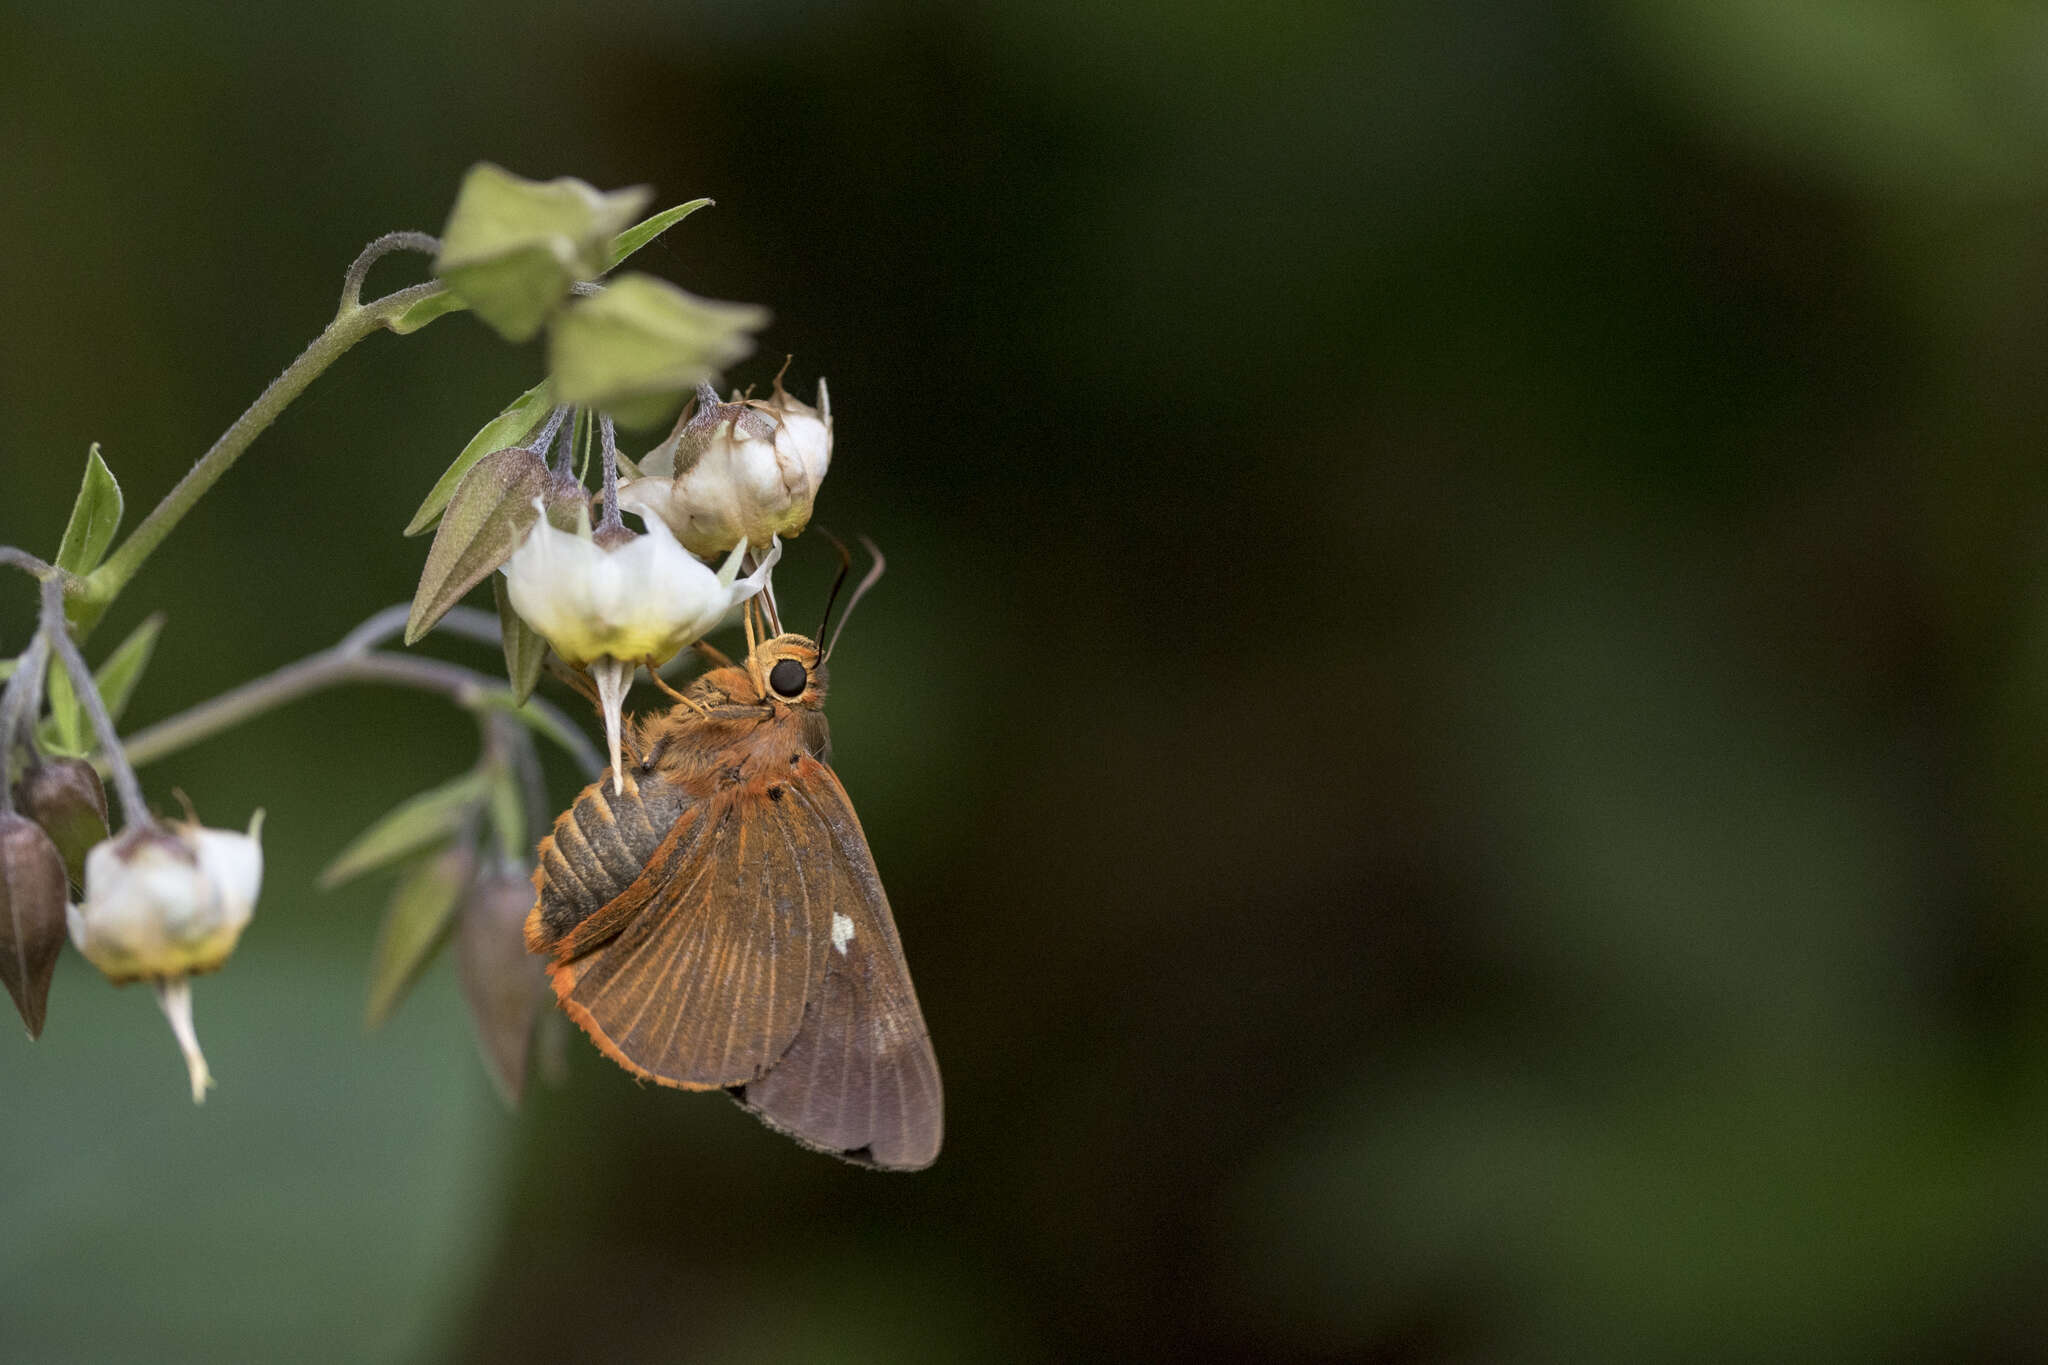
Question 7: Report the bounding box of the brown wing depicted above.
[540,789,829,1090]
[729,760,943,1171]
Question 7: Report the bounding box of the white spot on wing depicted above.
[831,913,855,956]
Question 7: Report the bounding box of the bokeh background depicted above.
[7,1,2048,1360]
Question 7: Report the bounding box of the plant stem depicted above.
[71,275,446,637]
[41,578,152,829]
[0,634,52,814]
[597,416,622,531]
[0,548,54,580]
[117,608,600,777]
[339,232,440,313]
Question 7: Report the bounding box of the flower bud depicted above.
[69,813,264,984]
[0,813,69,1038]
[12,757,109,889]
[618,377,833,557]
[456,870,548,1105]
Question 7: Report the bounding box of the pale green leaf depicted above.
[404,381,555,537]
[321,772,487,889]
[365,846,473,1028]
[387,289,465,336]
[40,655,85,757]
[93,612,163,727]
[55,444,123,576]
[604,199,713,271]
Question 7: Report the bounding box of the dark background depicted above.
[6,2,2048,1361]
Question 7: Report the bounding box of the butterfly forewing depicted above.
[543,792,832,1089]
[731,763,943,1171]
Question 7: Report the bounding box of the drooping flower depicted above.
[502,501,779,788]
[69,811,264,1101]
[618,377,832,557]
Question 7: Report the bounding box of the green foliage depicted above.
[404,449,571,645]
[364,846,473,1028]
[35,614,161,757]
[320,772,488,889]
[604,198,712,270]
[404,381,555,537]
[492,574,548,705]
[54,444,122,576]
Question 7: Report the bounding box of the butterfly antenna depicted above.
[813,526,854,647]
[824,536,885,662]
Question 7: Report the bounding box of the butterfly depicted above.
[523,549,942,1170]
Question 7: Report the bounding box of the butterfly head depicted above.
[750,633,830,711]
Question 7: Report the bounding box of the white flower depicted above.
[70,815,264,984]
[69,811,265,1103]
[503,503,777,670]
[618,378,832,556]
[503,504,780,790]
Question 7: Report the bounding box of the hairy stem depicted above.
[597,416,622,531]
[117,608,600,777]
[339,231,441,313]
[0,548,54,580]
[41,578,152,828]
[0,634,52,814]
[71,274,446,637]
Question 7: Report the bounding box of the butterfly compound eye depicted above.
[769,659,808,699]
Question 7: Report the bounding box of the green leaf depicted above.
[404,381,555,537]
[405,448,562,645]
[321,772,487,889]
[40,655,85,757]
[365,846,474,1028]
[605,199,713,271]
[92,612,163,727]
[55,444,123,576]
[0,658,14,683]
[387,288,465,336]
[548,273,768,428]
[492,574,548,704]
[434,163,651,343]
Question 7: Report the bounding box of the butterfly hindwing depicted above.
[730,760,943,1171]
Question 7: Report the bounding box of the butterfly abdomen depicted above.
[527,767,693,953]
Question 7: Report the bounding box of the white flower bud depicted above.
[69,813,264,984]
[618,378,832,557]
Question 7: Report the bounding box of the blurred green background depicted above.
[7,0,2048,1360]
